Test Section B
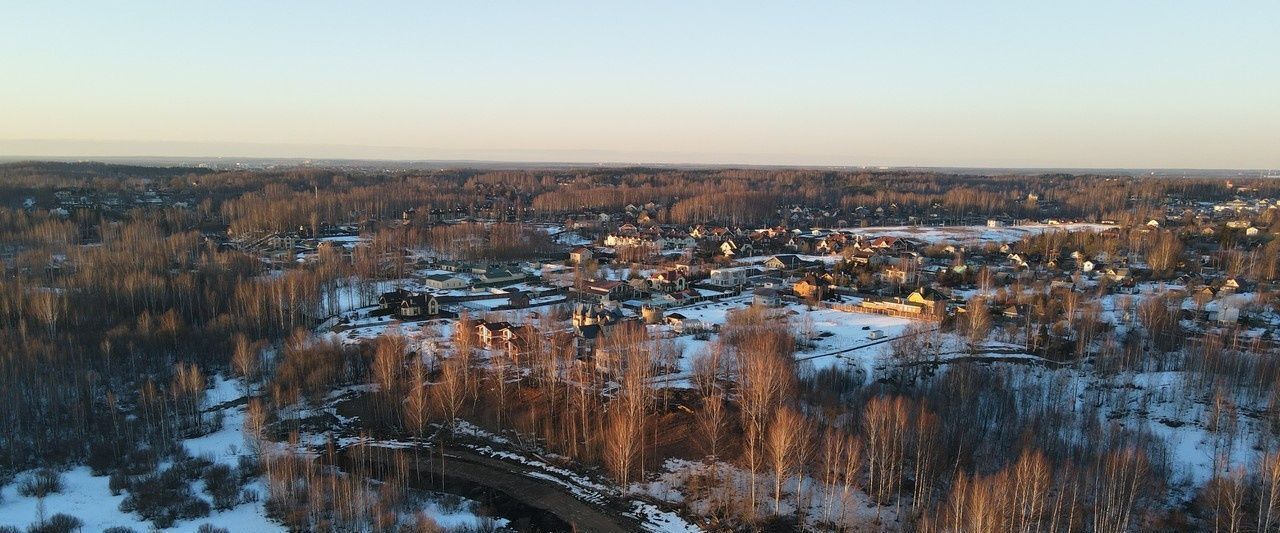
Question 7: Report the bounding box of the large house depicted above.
[398,293,439,318]
[378,289,440,319]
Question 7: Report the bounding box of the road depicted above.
[349,444,646,533]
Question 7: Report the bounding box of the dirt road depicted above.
[350,444,646,532]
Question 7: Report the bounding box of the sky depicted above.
[1,1,1277,168]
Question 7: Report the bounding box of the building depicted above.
[569,247,593,265]
[764,254,817,271]
[706,266,758,288]
[398,293,439,318]
[581,280,638,302]
[424,274,469,290]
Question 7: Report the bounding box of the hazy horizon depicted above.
[3,1,1278,168]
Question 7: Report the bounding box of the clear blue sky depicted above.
[2,1,1276,167]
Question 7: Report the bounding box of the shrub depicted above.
[202,464,242,510]
[121,448,159,476]
[108,471,128,496]
[17,469,62,498]
[25,513,83,533]
[87,441,118,475]
[101,528,138,533]
[240,488,260,503]
[196,525,229,533]
[237,455,260,481]
[118,467,211,529]
[0,526,20,533]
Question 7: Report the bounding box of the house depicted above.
[424,273,469,290]
[706,266,757,288]
[764,254,817,271]
[569,247,593,265]
[720,239,752,257]
[880,265,918,286]
[476,321,513,347]
[502,324,540,360]
[753,287,781,307]
[572,302,625,328]
[907,287,946,312]
[648,271,688,293]
[582,280,637,302]
[398,293,439,318]
[867,236,916,252]
[664,313,706,334]
[793,276,825,300]
[379,288,413,310]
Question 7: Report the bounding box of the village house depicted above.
[568,246,593,265]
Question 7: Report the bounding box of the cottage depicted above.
[568,247,593,265]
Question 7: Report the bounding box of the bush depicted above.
[240,488,260,504]
[87,441,118,475]
[196,525,229,533]
[0,526,20,533]
[202,464,242,510]
[118,467,211,529]
[25,513,83,533]
[101,528,138,533]
[237,455,260,481]
[121,448,159,477]
[108,471,128,496]
[17,469,62,498]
